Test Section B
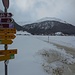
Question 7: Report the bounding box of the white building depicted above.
[55,32,64,36]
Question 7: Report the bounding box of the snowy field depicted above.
[35,35,75,49]
[0,35,75,75]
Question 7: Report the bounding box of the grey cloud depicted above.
[0,0,75,25]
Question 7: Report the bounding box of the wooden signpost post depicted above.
[0,0,17,75]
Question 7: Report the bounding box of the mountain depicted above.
[13,20,24,31]
[23,17,75,35]
[36,17,67,24]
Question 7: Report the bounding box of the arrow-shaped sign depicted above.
[0,55,10,61]
[0,18,13,22]
[0,28,16,34]
[0,13,13,17]
[0,34,16,39]
[0,49,17,55]
[0,23,14,28]
[0,54,15,61]
[0,40,13,44]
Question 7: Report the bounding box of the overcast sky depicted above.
[0,0,75,25]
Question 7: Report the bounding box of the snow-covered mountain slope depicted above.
[23,17,75,35]
[36,17,67,24]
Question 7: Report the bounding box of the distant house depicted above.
[55,32,64,36]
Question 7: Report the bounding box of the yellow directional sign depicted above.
[0,28,16,34]
[0,49,17,55]
[0,34,16,39]
[0,40,13,44]
[0,55,10,61]
[0,55,14,61]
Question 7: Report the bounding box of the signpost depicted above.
[0,18,13,22]
[0,55,11,61]
[0,40,13,44]
[0,13,12,17]
[0,23,14,28]
[0,28,16,34]
[0,49,17,55]
[0,34,16,39]
[0,54,15,61]
[0,0,17,75]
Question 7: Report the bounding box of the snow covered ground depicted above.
[0,35,75,75]
[36,35,75,49]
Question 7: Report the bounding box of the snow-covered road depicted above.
[0,35,75,75]
[0,36,53,75]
